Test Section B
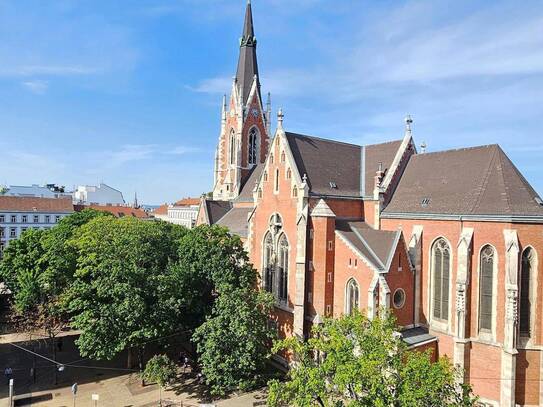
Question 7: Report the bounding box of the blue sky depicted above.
[1,0,542,205]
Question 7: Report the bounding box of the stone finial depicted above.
[405,114,413,133]
[374,162,385,189]
[277,108,284,129]
[420,141,427,153]
[302,173,308,184]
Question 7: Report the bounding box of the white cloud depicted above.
[21,80,48,94]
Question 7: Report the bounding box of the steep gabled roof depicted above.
[216,207,253,238]
[284,132,402,198]
[383,144,543,217]
[335,220,399,271]
[236,163,264,203]
[205,200,233,225]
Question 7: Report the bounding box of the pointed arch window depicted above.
[274,168,280,193]
[248,127,258,165]
[263,233,274,293]
[346,279,359,315]
[278,234,289,302]
[286,168,292,180]
[479,245,495,332]
[432,238,450,322]
[520,247,536,337]
[229,130,236,165]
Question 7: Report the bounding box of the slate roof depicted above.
[0,196,74,213]
[236,164,264,202]
[400,326,437,347]
[236,1,260,105]
[205,200,233,225]
[216,207,253,238]
[335,220,399,271]
[383,144,543,217]
[285,132,402,198]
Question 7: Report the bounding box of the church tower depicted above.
[213,0,271,200]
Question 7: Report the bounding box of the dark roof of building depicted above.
[383,144,543,217]
[335,220,399,271]
[285,132,402,197]
[236,164,264,202]
[216,207,253,238]
[205,200,233,225]
[236,1,259,105]
[400,326,437,347]
[0,196,74,213]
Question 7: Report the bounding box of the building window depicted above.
[328,241,333,251]
[292,186,297,197]
[258,188,263,198]
[270,153,274,164]
[281,152,285,163]
[22,215,28,223]
[393,289,406,309]
[0,215,4,223]
[326,304,331,316]
[354,259,358,268]
[248,127,258,165]
[11,215,16,223]
[45,215,50,223]
[327,272,332,283]
[274,168,280,193]
[348,258,352,268]
[263,171,268,181]
[0,227,4,237]
[520,247,536,337]
[346,278,359,315]
[278,234,289,302]
[286,168,291,179]
[478,245,495,332]
[432,238,451,322]
[229,130,236,165]
[33,215,39,223]
[55,215,61,223]
[10,228,16,238]
[263,233,274,293]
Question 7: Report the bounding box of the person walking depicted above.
[4,366,12,384]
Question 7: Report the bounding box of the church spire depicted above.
[236,0,260,106]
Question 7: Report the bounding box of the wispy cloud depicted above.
[21,80,48,94]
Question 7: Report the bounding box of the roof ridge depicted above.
[286,132,361,148]
[471,145,499,214]
[413,143,499,158]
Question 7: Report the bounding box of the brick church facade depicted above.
[197,3,543,406]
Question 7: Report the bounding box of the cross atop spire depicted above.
[236,0,260,105]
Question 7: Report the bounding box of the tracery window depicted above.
[261,214,289,304]
[248,127,258,165]
[432,238,450,322]
[479,245,495,332]
[229,130,236,165]
[346,279,359,315]
[520,247,536,337]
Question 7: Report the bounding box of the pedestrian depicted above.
[183,356,189,373]
[4,367,12,384]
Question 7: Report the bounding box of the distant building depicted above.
[152,198,200,228]
[73,183,125,206]
[0,196,74,257]
[74,204,150,219]
[1,184,69,198]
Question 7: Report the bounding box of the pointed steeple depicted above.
[236,0,260,106]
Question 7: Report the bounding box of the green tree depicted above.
[267,311,478,407]
[166,225,257,329]
[193,287,276,396]
[142,354,178,405]
[66,216,186,362]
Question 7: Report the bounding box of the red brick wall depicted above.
[385,239,415,328]
[516,349,541,406]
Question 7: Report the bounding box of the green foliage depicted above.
[142,354,178,387]
[193,287,276,396]
[268,311,478,407]
[66,216,186,360]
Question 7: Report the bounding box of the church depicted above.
[196,3,543,406]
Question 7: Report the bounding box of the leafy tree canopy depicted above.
[268,311,478,407]
[193,287,276,396]
[66,216,186,360]
[143,354,178,387]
